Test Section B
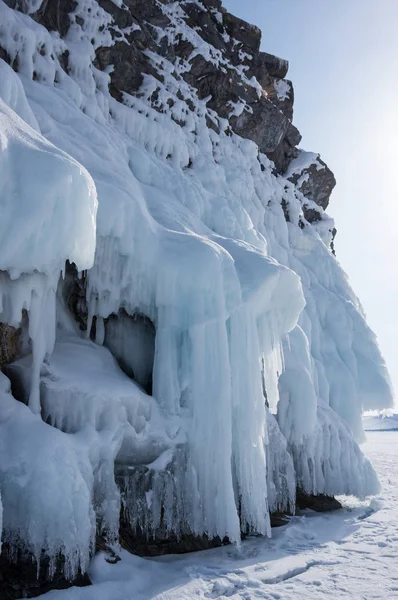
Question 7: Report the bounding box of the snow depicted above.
[0,59,39,130]
[34,431,398,600]
[285,150,325,179]
[273,78,291,101]
[227,99,252,118]
[0,0,394,577]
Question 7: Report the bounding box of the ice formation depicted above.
[0,371,95,576]
[0,58,97,414]
[0,0,393,584]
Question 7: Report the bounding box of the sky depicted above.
[223,0,398,401]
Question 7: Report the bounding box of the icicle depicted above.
[187,317,240,542]
[86,296,95,340]
[230,307,270,537]
[95,316,105,345]
[27,276,57,414]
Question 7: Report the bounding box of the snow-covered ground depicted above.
[38,431,398,600]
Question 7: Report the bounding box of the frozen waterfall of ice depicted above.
[0,0,393,577]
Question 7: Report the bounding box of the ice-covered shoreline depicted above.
[33,431,398,600]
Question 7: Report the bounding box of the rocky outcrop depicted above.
[0,323,21,366]
[119,461,229,556]
[296,489,343,513]
[286,151,336,222]
[289,157,336,211]
[0,303,30,368]
[1,0,333,184]
[268,123,301,174]
[256,51,289,80]
[0,548,90,600]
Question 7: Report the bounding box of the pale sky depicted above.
[223,0,398,401]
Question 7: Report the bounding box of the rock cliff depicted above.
[0,0,335,219]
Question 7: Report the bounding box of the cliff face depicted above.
[0,0,393,598]
[2,0,335,216]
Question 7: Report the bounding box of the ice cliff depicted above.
[0,0,393,595]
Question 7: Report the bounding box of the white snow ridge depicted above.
[0,0,393,594]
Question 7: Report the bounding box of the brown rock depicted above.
[0,546,90,600]
[256,51,289,80]
[231,96,290,153]
[296,489,343,513]
[222,11,262,53]
[0,323,21,366]
[288,154,336,211]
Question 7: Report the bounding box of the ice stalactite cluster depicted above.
[0,59,97,418]
[0,0,394,581]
